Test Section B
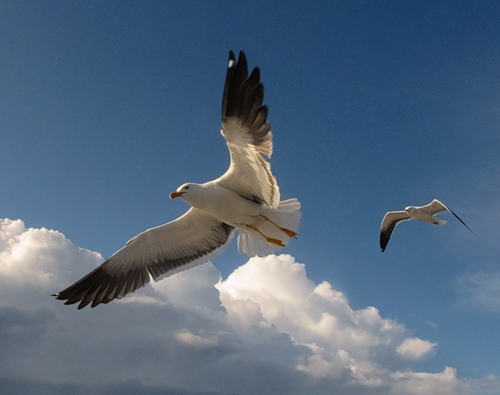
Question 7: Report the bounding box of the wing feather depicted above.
[429,199,476,235]
[217,50,279,208]
[421,199,447,215]
[54,208,234,309]
[380,211,412,252]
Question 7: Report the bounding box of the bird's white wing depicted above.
[380,210,412,252]
[216,50,280,208]
[54,208,234,309]
[421,199,448,215]
[426,199,476,235]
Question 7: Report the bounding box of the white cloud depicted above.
[216,254,433,383]
[390,367,458,395]
[0,218,102,306]
[0,218,101,282]
[397,337,437,360]
[0,218,498,395]
[174,330,219,349]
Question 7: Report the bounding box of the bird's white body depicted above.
[174,182,301,257]
[404,205,447,225]
[175,183,262,227]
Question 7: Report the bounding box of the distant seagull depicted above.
[54,51,301,309]
[380,199,475,252]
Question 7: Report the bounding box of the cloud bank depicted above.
[0,218,499,395]
[457,270,500,312]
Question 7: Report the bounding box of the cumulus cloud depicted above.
[0,218,102,306]
[390,367,458,395]
[174,330,219,349]
[217,254,434,383]
[0,218,498,395]
[0,218,101,280]
[396,337,437,360]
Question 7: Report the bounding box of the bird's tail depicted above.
[237,198,301,257]
[433,218,447,226]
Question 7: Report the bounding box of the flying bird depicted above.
[380,199,475,252]
[54,51,301,309]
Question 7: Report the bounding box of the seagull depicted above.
[380,199,475,252]
[54,51,301,309]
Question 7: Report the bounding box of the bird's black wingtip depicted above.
[227,50,248,66]
[380,238,385,252]
[52,292,64,300]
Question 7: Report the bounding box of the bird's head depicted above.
[169,183,191,199]
[169,183,203,206]
[405,206,416,215]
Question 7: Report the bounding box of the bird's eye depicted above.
[184,185,190,190]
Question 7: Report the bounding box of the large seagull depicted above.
[54,51,301,309]
[380,198,475,252]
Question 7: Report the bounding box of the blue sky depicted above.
[1,1,499,394]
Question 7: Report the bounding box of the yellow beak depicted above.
[169,191,185,199]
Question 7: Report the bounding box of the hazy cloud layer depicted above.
[457,270,500,311]
[1,218,499,395]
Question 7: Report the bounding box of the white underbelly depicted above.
[198,187,262,226]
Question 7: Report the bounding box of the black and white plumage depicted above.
[380,199,475,252]
[54,51,301,309]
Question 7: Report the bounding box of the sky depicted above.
[1,1,499,394]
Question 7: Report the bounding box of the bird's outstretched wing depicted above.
[420,199,448,215]
[427,199,476,235]
[54,208,234,309]
[380,211,412,252]
[216,50,280,208]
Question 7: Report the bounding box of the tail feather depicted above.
[433,218,447,226]
[238,198,301,257]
